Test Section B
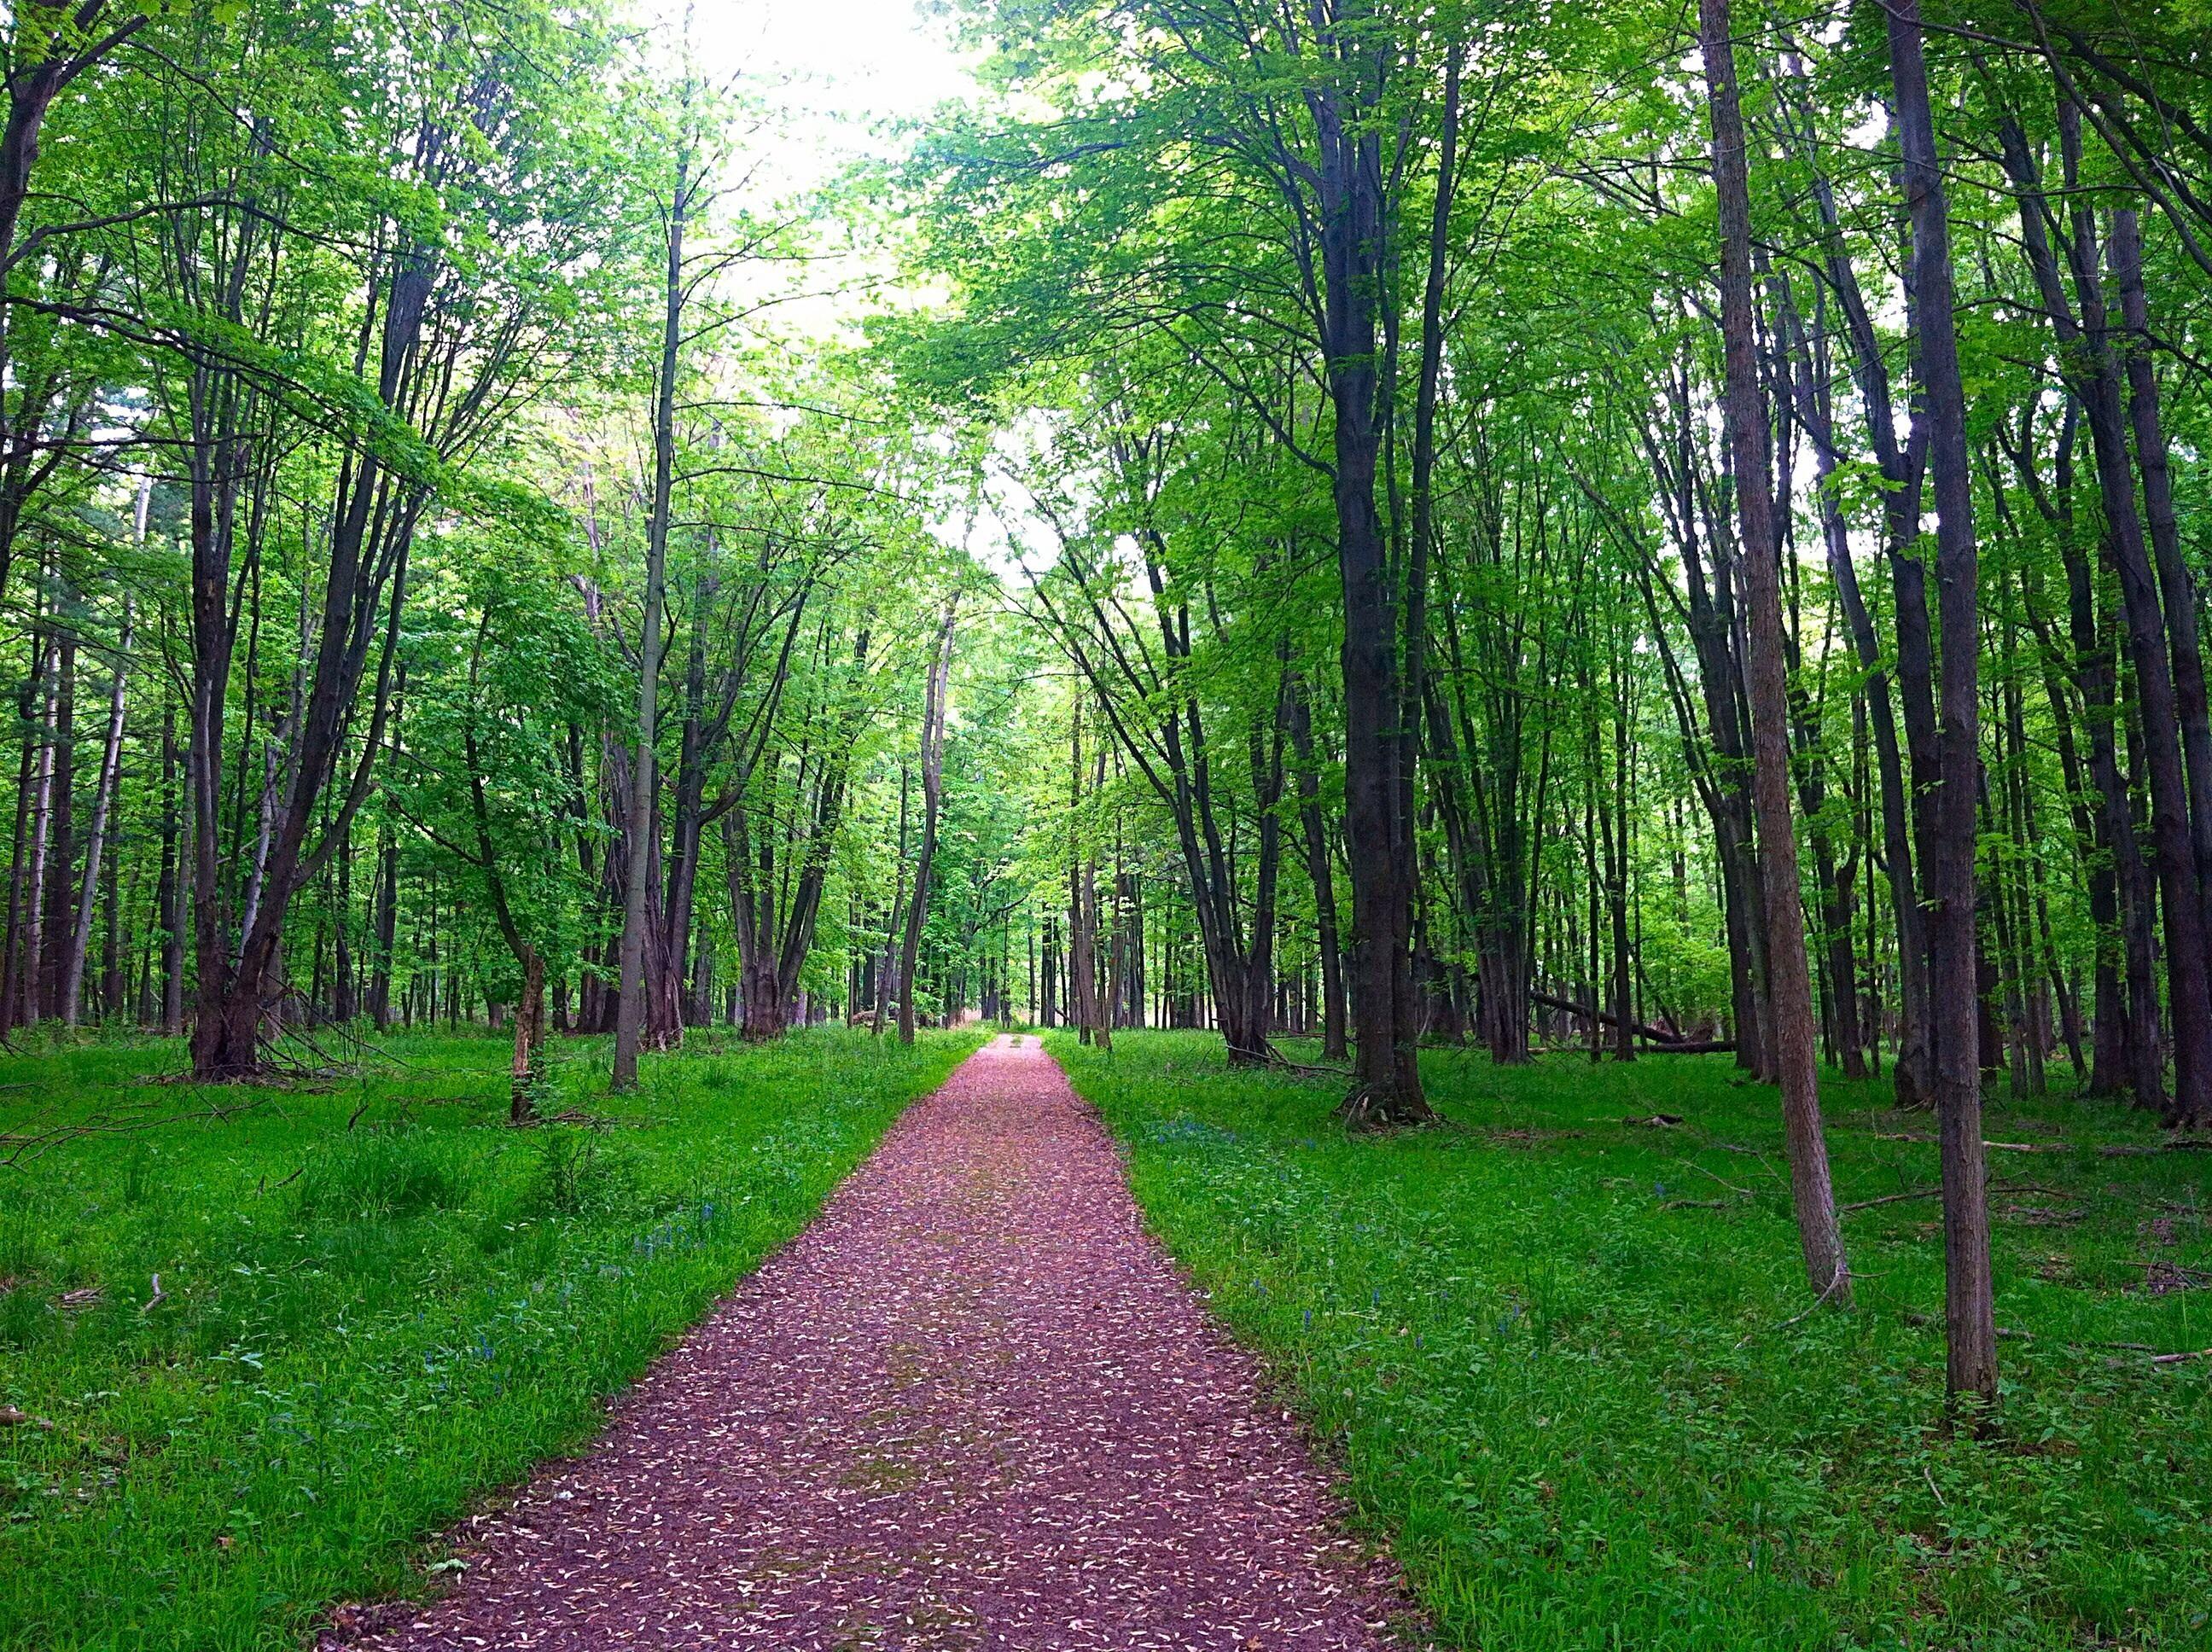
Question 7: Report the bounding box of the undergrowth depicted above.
[1054,1031,2212,1651]
[0,1025,981,1652]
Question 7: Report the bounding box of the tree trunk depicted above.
[38,627,73,1020]
[510,946,545,1123]
[23,638,57,1027]
[1703,0,1849,1305]
[2113,204,2212,1106]
[0,631,44,1035]
[613,143,690,1087]
[156,687,184,1037]
[2000,112,2212,1126]
[1888,0,1998,1411]
[61,608,128,1026]
[898,605,957,1044]
[1313,73,1430,1126]
[1286,674,1347,1059]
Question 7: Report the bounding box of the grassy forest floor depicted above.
[0,1026,983,1652]
[1055,1032,2212,1652]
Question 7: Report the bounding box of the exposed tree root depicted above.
[1335,1083,1441,1131]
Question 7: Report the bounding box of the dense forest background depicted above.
[7,0,2212,1425]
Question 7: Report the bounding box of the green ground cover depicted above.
[1055,1031,2212,1652]
[0,1026,981,1652]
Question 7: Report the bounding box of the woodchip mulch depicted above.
[330,1035,1412,1650]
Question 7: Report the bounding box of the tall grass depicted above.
[0,1026,981,1652]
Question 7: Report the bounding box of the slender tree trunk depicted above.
[1888,0,1997,1410]
[0,641,40,1037]
[898,605,956,1044]
[61,608,128,1025]
[154,685,183,1036]
[2113,204,2212,1054]
[2000,112,2212,1124]
[1703,0,1848,1305]
[1291,689,1353,1052]
[506,946,544,1121]
[1067,701,1096,1045]
[1608,676,1636,1064]
[38,628,73,1020]
[655,586,709,1045]
[23,640,56,1026]
[2067,200,2212,1127]
[613,143,690,1088]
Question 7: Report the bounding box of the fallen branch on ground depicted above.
[1735,1270,1852,1348]
[1843,1180,2071,1213]
[1871,1132,2069,1153]
[1528,989,1734,1051]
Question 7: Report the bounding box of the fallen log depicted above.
[1529,990,1733,1052]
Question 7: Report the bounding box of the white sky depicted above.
[642,1,1058,575]
[690,0,981,188]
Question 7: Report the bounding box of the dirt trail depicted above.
[336,1035,1410,1650]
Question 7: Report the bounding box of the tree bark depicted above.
[1308,46,1431,1126]
[61,607,128,1025]
[2001,110,2212,1126]
[1888,0,1998,1410]
[1702,0,1849,1306]
[2112,205,2212,1091]
[613,143,690,1087]
[1286,672,1348,1060]
[897,605,957,1044]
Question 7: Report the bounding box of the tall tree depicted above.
[1698,0,1848,1306]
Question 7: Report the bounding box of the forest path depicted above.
[335,1035,1411,1651]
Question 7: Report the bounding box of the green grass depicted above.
[0,1024,982,1652]
[1052,1031,2212,1651]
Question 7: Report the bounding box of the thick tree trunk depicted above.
[1312,78,1430,1126]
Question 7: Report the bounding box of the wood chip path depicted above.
[334,1035,1412,1650]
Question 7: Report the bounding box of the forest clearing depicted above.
[3,0,2212,1644]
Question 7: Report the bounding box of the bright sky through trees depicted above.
[7,1,2212,1644]
[701,0,977,179]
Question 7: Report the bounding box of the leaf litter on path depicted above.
[329,1037,1417,1651]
